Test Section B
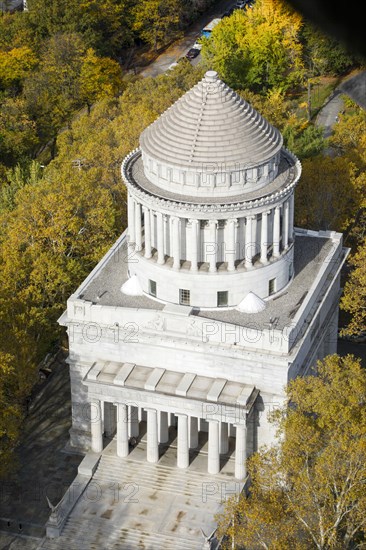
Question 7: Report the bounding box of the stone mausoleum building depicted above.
[51,71,347,549]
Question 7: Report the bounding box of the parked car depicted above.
[192,41,202,50]
[186,47,201,60]
[235,0,247,8]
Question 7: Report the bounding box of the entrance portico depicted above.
[84,360,258,480]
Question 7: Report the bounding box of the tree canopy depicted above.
[218,354,366,549]
[201,0,305,91]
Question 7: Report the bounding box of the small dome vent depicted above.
[121,275,143,296]
[236,292,266,314]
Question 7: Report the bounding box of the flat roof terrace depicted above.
[78,229,344,332]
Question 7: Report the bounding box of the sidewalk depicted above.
[0,352,82,546]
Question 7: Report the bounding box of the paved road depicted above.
[315,89,344,139]
[140,0,236,77]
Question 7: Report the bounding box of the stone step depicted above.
[93,455,235,501]
[41,516,201,550]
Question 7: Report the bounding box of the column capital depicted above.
[144,407,158,414]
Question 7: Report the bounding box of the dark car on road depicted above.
[185,48,201,60]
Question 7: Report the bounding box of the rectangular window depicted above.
[149,280,156,297]
[217,291,228,307]
[269,278,276,296]
[179,288,190,306]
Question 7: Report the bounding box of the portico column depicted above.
[273,206,281,258]
[135,202,142,252]
[128,405,139,438]
[127,193,135,252]
[189,416,199,449]
[172,216,181,270]
[157,212,165,265]
[219,422,229,455]
[190,219,199,271]
[90,399,103,453]
[168,413,176,427]
[177,414,189,469]
[158,411,169,444]
[289,193,294,242]
[227,219,236,272]
[283,200,289,249]
[208,420,220,474]
[143,206,152,258]
[245,216,254,268]
[260,210,269,264]
[115,403,129,457]
[146,408,159,463]
[208,220,217,273]
[234,423,247,480]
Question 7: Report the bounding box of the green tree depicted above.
[201,0,305,91]
[132,0,183,51]
[301,22,360,76]
[218,354,366,549]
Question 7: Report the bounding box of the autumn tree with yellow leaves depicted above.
[201,0,305,91]
[218,354,366,550]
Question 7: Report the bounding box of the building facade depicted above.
[59,71,348,484]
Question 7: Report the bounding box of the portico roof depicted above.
[84,360,258,412]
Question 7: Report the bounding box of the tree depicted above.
[341,241,366,335]
[218,354,366,549]
[132,0,183,51]
[301,22,360,76]
[79,48,123,113]
[0,46,38,91]
[0,98,39,165]
[23,33,87,150]
[294,155,360,231]
[201,0,305,92]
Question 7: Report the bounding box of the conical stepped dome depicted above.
[139,70,284,198]
[140,70,283,170]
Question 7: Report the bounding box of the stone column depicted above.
[283,200,289,249]
[190,219,199,271]
[189,416,199,449]
[219,422,229,455]
[135,202,142,252]
[177,414,189,469]
[158,411,169,444]
[260,210,269,264]
[234,423,247,480]
[127,193,135,252]
[143,206,152,259]
[208,420,220,474]
[157,212,165,265]
[245,216,254,268]
[273,206,281,258]
[90,399,103,453]
[172,216,181,270]
[227,219,237,272]
[128,405,139,438]
[289,193,294,242]
[115,403,129,458]
[168,413,176,427]
[146,408,159,463]
[208,220,217,273]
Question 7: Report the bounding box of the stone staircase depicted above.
[93,452,236,502]
[38,442,242,550]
